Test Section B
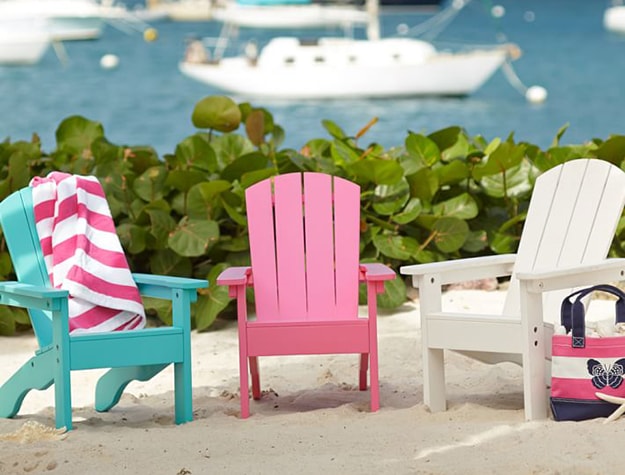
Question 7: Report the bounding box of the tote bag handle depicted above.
[561,284,625,348]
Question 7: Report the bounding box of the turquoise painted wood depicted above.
[217,172,396,418]
[0,188,208,430]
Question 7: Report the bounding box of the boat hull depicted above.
[0,0,110,41]
[179,38,508,99]
[211,4,370,29]
[0,34,50,65]
[0,19,50,65]
[47,17,103,41]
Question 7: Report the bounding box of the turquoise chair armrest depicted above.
[0,282,68,311]
[132,273,207,300]
[132,273,208,289]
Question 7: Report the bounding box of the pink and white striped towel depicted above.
[30,172,145,334]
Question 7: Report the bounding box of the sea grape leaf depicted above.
[165,170,207,192]
[432,193,478,220]
[406,168,439,204]
[349,158,404,185]
[432,217,469,253]
[149,249,192,276]
[405,132,440,169]
[194,263,231,331]
[55,115,104,155]
[186,180,231,219]
[377,277,406,309]
[245,109,266,146]
[168,217,220,257]
[391,198,422,224]
[373,234,419,260]
[221,152,269,182]
[322,119,347,140]
[133,166,168,202]
[174,134,217,172]
[436,159,470,185]
[372,179,410,215]
[191,96,241,132]
[117,223,147,254]
[472,141,525,180]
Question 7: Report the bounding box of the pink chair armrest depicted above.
[360,263,396,282]
[217,266,252,286]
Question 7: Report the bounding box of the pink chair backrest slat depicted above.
[246,178,280,319]
[246,173,361,322]
[273,174,308,318]
[332,176,360,318]
[303,173,337,320]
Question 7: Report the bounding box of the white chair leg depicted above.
[424,347,446,412]
[520,283,548,421]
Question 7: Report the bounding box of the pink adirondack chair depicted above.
[217,172,395,418]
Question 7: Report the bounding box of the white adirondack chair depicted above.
[400,158,625,421]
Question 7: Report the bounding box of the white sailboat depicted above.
[0,0,145,41]
[178,0,516,99]
[0,18,51,65]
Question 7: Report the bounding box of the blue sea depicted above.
[1,0,622,156]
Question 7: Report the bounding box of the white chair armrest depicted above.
[400,254,516,287]
[516,258,625,292]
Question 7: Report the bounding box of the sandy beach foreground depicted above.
[0,289,623,475]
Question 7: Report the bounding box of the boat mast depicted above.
[366,0,380,40]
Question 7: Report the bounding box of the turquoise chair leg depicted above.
[0,350,54,419]
[174,361,192,424]
[172,288,193,424]
[95,364,168,413]
[53,364,72,431]
[52,301,72,430]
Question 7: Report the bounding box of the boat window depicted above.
[285,57,295,64]
[348,56,357,63]
[314,56,325,63]
[393,54,401,61]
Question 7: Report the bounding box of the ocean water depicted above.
[1,0,623,156]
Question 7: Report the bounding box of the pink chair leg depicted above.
[235,285,251,418]
[359,353,368,390]
[368,282,380,412]
[369,349,379,412]
[250,356,261,400]
[239,348,250,418]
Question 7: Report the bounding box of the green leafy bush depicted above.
[1,95,625,335]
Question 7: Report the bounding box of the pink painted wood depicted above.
[217,172,395,418]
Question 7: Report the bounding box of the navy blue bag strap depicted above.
[560,284,625,348]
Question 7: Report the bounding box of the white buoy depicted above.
[525,85,548,104]
[100,54,119,70]
[396,23,409,35]
[491,5,505,18]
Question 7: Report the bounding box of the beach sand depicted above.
[0,288,623,475]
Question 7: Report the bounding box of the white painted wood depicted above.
[401,159,625,421]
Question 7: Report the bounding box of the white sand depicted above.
[0,289,623,475]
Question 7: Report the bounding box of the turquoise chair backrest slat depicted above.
[0,188,53,347]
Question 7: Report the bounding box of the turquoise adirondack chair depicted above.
[217,172,396,418]
[0,187,208,430]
